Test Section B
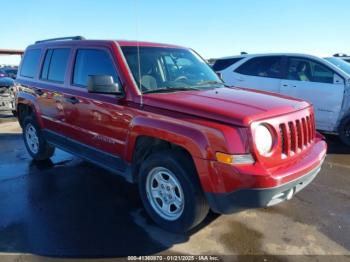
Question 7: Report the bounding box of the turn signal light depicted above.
[216,152,234,164]
[216,152,255,165]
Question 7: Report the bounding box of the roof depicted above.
[215,53,323,60]
[115,40,186,49]
[29,37,186,49]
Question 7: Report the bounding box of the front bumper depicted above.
[206,160,323,214]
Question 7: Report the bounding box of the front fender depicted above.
[124,116,212,162]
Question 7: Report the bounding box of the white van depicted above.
[213,54,350,145]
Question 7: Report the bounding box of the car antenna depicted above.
[133,0,143,108]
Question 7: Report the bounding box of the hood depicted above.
[143,87,310,126]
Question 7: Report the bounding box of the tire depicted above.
[339,117,350,146]
[23,115,55,160]
[138,149,209,233]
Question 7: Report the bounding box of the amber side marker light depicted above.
[216,152,255,165]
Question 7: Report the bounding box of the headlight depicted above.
[254,124,273,155]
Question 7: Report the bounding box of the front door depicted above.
[280,57,344,132]
[64,47,130,158]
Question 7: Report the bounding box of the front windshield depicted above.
[121,46,223,93]
[324,57,350,75]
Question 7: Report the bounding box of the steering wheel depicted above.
[174,76,188,82]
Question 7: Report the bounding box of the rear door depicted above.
[18,47,71,133]
[38,48,71,133]
[224,56,283,93]
[280,57,345,131]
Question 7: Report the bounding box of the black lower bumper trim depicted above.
[206,164,322,214]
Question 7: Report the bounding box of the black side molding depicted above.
[43,129,134,183]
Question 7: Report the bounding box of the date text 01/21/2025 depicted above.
[127,255,220,261]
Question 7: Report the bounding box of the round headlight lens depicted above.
[254,124,273,155]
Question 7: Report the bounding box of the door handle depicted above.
[65,96,79,104]
[282,84,297,88]
[35,88,44,96]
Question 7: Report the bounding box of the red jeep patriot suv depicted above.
[16,36,327,232]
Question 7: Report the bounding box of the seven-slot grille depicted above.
[279,114,316,157]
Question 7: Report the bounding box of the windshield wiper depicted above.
[195,80,230,87]
[143,86,200,94]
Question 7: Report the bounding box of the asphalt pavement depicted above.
[0,119,349,261]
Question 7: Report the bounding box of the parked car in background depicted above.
[0,69,8,78]
[0,77,15,113]
[214,53,350,145]
[1,67,18,79]
[0,68,18,114]
[15,37,326,232]
[333,53,350,63]
[0,49,23,114]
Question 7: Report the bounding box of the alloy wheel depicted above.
[25,123,39,154]
[145,167,185,221]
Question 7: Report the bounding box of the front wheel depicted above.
[138,150,209,233]
[339,117,350,146]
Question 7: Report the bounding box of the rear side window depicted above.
[212,58,243,71]
[41,48,70,83]
[20,49,41,78]
[73,49,118,87]
[235,56,282,78]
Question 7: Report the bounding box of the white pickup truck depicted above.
[213,53,350,145]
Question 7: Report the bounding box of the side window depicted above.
[212,58,243,71]
[287,58,334,84]
[20,49,41,78]
[41,48,70,83]
[235,56,282,78]
[73,49,118,87]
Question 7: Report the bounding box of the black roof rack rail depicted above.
[35,36,86,44]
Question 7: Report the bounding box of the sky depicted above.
[1,0,349,65]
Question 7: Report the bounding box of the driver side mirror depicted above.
[333,74,345,85]
[216,72,223,81]
[87,75,121,94]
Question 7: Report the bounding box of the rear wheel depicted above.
[23,115,55,160]
[339,117,350,146]
[138,149,209,233]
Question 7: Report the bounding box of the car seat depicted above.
[296,62,312,81]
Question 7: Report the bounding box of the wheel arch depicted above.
[338,113,350,146]
[16,91,43,127]
[125,116,212,182]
